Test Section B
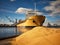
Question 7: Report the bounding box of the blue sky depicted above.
[0,0,60,25]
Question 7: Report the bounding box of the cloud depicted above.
[10,0,16,2]
[0,18,5,24]
[44,6,55,11]
[44,1,60,16]
[15,7,33,14]
[54,20,60,25]
[15,7,43,15]
[0,9,14,13]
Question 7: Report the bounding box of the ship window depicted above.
[33,20,35,23]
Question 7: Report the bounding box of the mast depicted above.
[26,2,37,19]
[34,2,37,15]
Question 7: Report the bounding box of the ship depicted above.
[17,10,45,33]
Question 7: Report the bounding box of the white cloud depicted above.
[10,0,16,2]
[15,7,33,14]
[15,7,43,15]
[44,6,55,11]
[50,1,60,6]
[44,1,60,16]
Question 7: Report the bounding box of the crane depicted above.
[5,16,17,25]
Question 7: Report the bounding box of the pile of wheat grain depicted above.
[11,26,60,45]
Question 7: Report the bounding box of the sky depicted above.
[0,0,60,26]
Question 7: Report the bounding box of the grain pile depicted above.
[11,26,60,45]
[17,19,38,26]
[17,15,45,26]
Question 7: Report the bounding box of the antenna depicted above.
[34,2,37,15]
[34,2,36,12]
